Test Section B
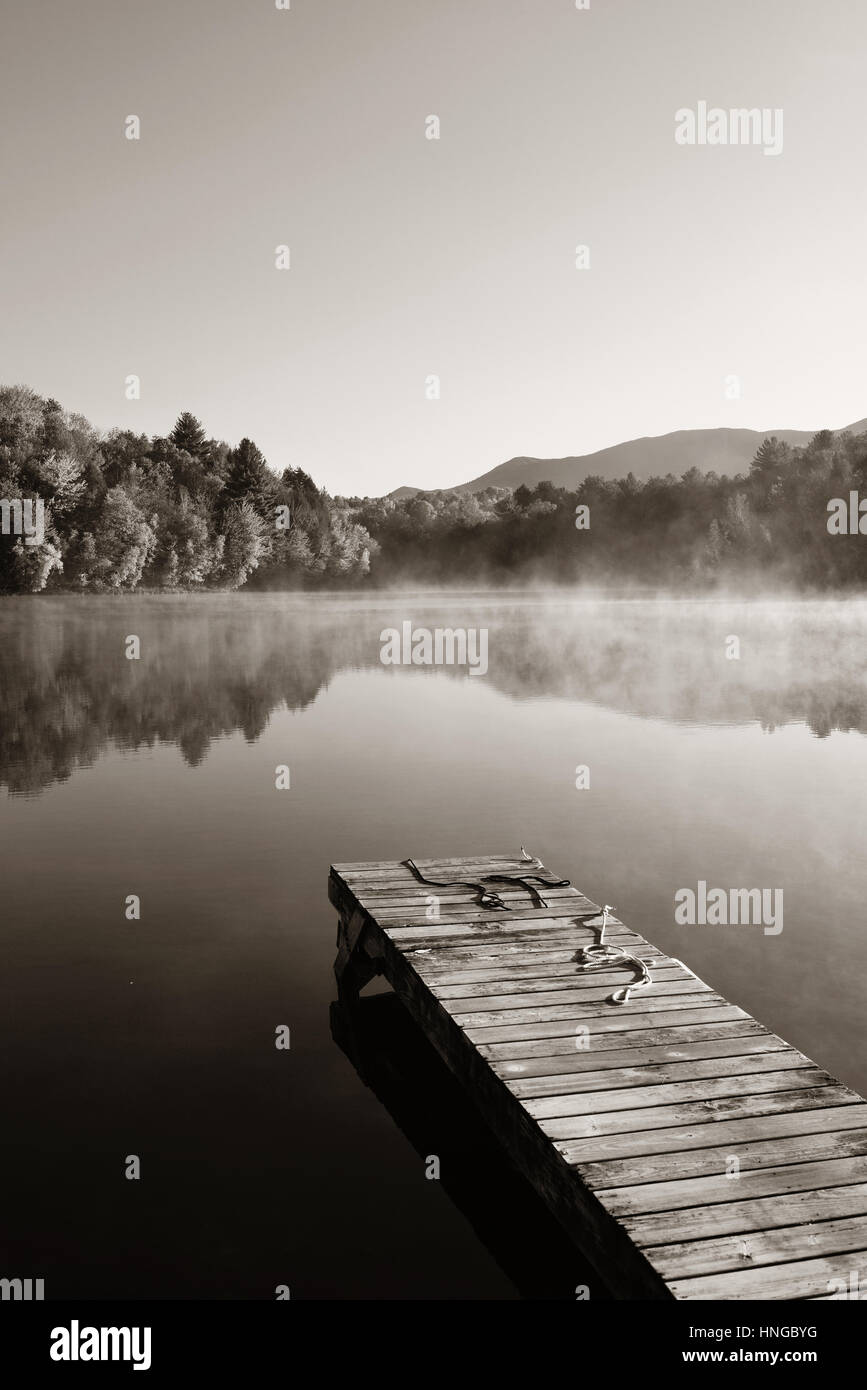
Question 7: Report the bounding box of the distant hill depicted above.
[388,421,867,500]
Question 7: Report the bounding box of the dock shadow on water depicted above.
[330,992,609,1300]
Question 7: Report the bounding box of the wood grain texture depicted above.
[329,851,867,1301]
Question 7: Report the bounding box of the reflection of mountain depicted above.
[3,596,867,795]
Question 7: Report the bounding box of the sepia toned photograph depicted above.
[1,0,865,1363]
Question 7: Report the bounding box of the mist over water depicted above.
[4,592,867,795]
[2,591,866,1297]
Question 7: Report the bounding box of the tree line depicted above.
[0,385,373,591]
[2,384,866,591]
[347,429,867,590]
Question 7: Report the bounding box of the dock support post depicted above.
[334,910,384,1003]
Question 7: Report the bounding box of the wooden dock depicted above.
[329,851,867,1300]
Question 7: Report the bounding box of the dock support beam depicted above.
[334,910,384,1003]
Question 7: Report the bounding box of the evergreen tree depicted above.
[169,412,211,462]
[223,437,269,506]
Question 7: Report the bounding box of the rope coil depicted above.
[400,857,653,1006]
[572,905,654,1005]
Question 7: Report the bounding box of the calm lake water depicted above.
[2,592,867,1299]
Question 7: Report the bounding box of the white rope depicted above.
[573,905,654,1006]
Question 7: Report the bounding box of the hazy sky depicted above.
[2,0,866,495]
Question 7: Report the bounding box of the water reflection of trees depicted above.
[0,599,351,795]
[3,598,867,795]
[493,607,867,739]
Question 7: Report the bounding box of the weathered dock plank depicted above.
[624,1184,867,1244]
[536,1081,856,1133]
[329,852,867,1300]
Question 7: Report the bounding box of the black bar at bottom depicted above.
[0,1298,860,1378]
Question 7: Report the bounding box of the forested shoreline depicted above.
[0,385,373,592]
[2,384,867,593]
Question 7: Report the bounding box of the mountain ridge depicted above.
[387,420,867,500]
